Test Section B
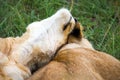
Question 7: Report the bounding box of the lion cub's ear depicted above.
[68,21,84,43]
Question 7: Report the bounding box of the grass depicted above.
[0,0,120,59]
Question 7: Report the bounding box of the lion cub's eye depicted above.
[63,16,72,31]
[63,23,70,31]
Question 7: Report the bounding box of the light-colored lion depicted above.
[0,8,77,80]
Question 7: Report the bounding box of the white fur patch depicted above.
[11,8,75,64]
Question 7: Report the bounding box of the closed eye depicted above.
[63,23,69,31]
[63,16,72,31]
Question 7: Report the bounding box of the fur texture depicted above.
[27,22,120,80]
[0,8,76,80]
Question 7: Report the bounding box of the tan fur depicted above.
[0,67,12,80]
[0,30,29,56]
[27,22,120,80]
[0,30,30,80]
[27,47,120,80]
